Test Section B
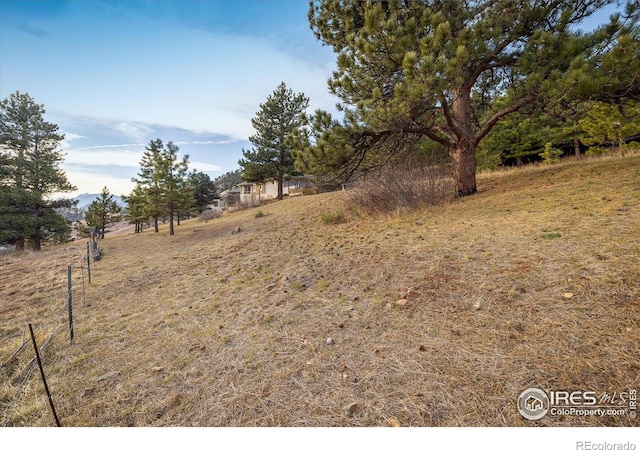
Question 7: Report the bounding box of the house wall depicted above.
[238,184,256,204]
[238,179,316,205]
[209,198,226,212]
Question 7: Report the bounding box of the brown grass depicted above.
[1,154,639,427]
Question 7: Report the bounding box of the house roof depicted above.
[219,187,240,198]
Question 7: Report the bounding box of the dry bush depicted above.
[198,209,222,222]
[226,199,266,213]
[344,155,453,216]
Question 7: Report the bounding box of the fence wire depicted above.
[0,236,102,426]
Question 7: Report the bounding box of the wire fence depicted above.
[0,231,102,426]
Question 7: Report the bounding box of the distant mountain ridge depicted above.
[73,193,127,210]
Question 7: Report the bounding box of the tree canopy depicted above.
[85,186,122,239]
[303,0,638,196]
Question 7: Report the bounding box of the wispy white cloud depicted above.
[65,147,145,168]
[64,141,223,181]
[60,131,86,150]
[71,143,146,151]
[174,140,238,146]
[12,16,337,142]
[190,161,223,172]
[113,121,154,142]
[62,131,86,141]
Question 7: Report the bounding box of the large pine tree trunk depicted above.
[450,88,478,197]
[15,237,25,252]
[450,143,477,197]
[169,203,175,236]
[28,205,42,251]
[573,118,581,160]
[30,235,41,251]
[277,173,284,200]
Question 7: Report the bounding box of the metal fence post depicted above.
[28,323,61,427]
[67,265,74,344]
[86,241,91,284]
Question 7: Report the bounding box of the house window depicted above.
[243,185,251,195]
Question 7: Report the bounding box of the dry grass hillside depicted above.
[1,154,639,427]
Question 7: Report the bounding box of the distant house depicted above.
[210,186,241,212]
[237,177,316,205]
[209,177,316,212]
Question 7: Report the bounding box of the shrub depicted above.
[320,209,347,225]
[343,154,453,216]
[199,209,222,222]
[541,228,561,239]
[539,142,563,164]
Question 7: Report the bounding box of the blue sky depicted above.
[0,1,624,197]
[0,0,338,197]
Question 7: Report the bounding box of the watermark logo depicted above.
[576,442,636,450]
[518,388,550,420]
[518,388,637,420]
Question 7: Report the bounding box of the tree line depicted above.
[0,92,219,249]
[116,139,217,236]
[76,154,219,239]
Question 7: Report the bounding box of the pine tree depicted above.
[290,109,358,186]
[307,0,627,197]
[189,170,217,214]
[214,169,242,192]
[588,20,640,104]
[131,139,191,235]
[85,186,122,239]
[539,142,564,164]
[239,82,309,200]
[162,142,191,236]
[132,139,166,233]
[0,91,75,250]
[122,185,149,233]
[579,101,640,153]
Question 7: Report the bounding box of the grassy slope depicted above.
[1,155,639,426]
